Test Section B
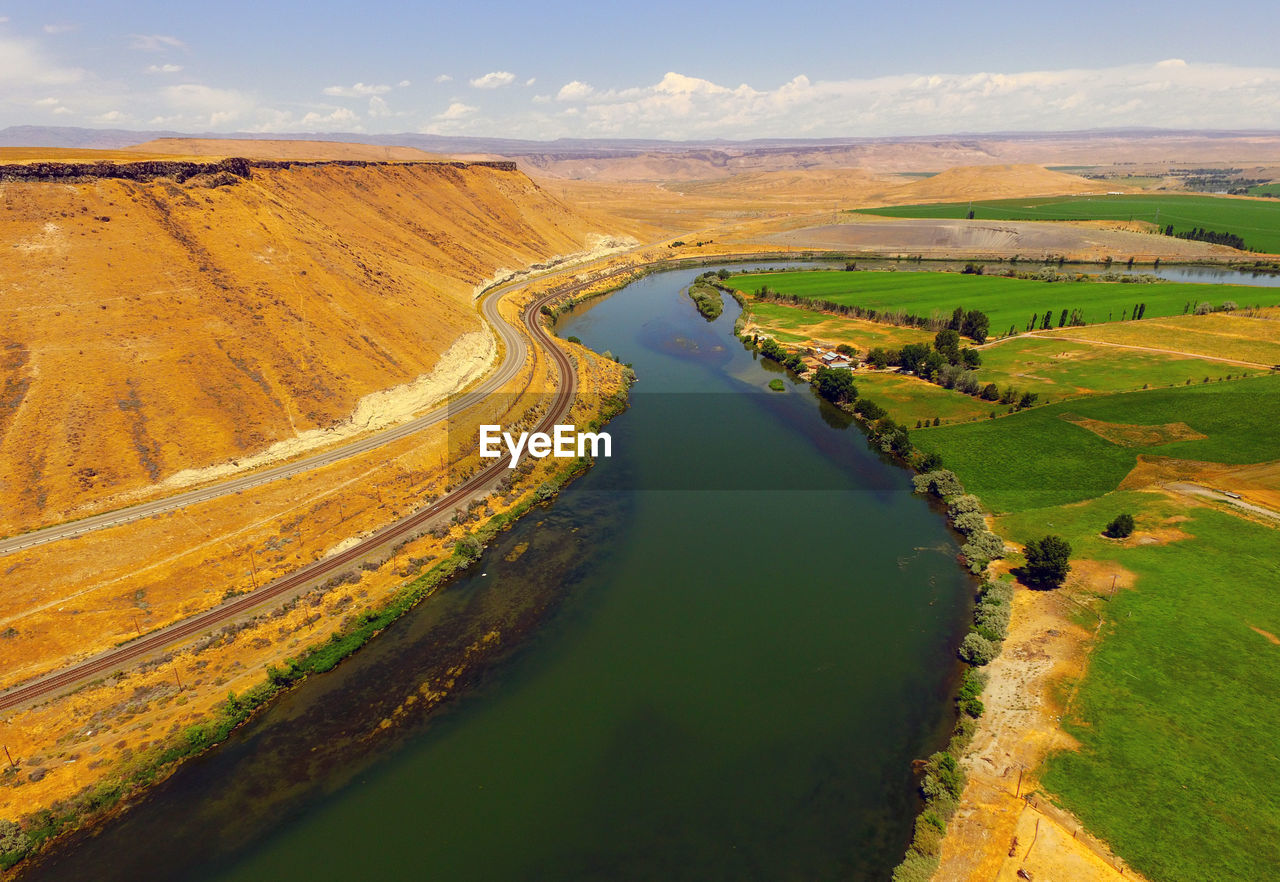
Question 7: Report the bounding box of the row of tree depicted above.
[1164,225,1249,251]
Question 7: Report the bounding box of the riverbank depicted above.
[0,335,631,875]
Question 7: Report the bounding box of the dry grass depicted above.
[1038,314,1280,366]
[1059,415,1208,447]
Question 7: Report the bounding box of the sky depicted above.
[3,0,1279,141]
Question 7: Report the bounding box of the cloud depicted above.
[160,83,255,127]
[515,63,1280,139]
[95,109,126,122]
[300,106,359,127]
[368,95,392,118]
[145,63,183,74]
[470,71,515,89]
[0,36,83,86]
[525,77,536,87]
[436,101,477,120]
[43,23,76,34]
[398,79,411,88]
[434,74,452,83]
[556,80,594,101]
[322,82,391,97]
[130,34,186,51]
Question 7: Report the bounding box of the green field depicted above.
[975,336,1256,399]
[851,372,992,425]
[849,193,1280,253]
[911,375,1280,513]
[993,493,1280,882]
[1245,182,1280,198]
[730,270,1272,336]
[746,300,935,348]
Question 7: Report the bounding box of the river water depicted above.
[27,265,976,881]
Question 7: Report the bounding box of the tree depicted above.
[1137,302,1147,319]
[1023,535,1071,588]
[1058,308,1069,328]
[961,348,982,370]
[1040,310,1052,330]
[980,382,1000,401]
[814,366,857,404]
[1104,513,1135,538]
[934,329,961,363]
[899,342,933,374]
[949,306,964,331]
[961,309,990,343]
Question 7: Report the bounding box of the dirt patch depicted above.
[1121,455,1280,512]
[1249,625,1280,645]
[1060,414,1207,447]
[934,559,1148,882]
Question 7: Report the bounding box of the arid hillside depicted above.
[879,163,1110,203]
[0,159,612,532]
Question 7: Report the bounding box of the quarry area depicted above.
[1,130,1279,882]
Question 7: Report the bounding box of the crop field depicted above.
[729,270,1272,336]
[746,301,934,349]
[1038,313,1280,367]
[975,336,1259,399]
[994,493,1280,882]
[849,193,1280,254]
[849,372,992,425]
[911,375,1280,513]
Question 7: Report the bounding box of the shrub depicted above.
[948,494,982,518]
[565,335,581,345]
[1104,513,1135,538]
[1023,535,1072,588]
[962,530,1006,565]
[914,469,964,499]
[768,378,785,392]
[959,631,998,665]
[0,820,30,861]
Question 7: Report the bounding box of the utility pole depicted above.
[248,548,259,590]
[132,614,142,637]
[4,745,16,769]
[1015,764,1025,797]
[171,663,184,691]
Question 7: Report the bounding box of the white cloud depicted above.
[95,109,126,122]
[43,23,76,34]
[525,77,536,87]
[0,36,84,86]
[146,63,183,74]
[160,83,255,127]
[398,79,411,88]
[130,34,186,51]
[434,74,452,83]
[301,106,359,127]
[556,80,594,101]
[322,82,391,97]
[368,95,391,118]
[436,101,477,120]
[515,63,1280,139]
[470,71,515,89]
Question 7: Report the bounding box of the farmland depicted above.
[994,493,1280,882]
[910,375,1280,513]
[1038,312,1280,367]
[729,269,1274,336]
[974,336,1258,399]
[850,193,1280,254]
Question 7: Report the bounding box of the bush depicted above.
[1104,513,1135,538]
[962,530,1006,565]
[768,378,785,392]
[0,820,30,861]
[959,631,999,665]
[948,494,982,518]
[913,468,964,499]
[565,335,581,345]
[951,511,986,534]
[1023,535,1072,588]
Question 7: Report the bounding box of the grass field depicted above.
[849,193,1280,254]
[1038,313,1280,367]
[993,493,1280,882]
[729,270,1274,336]
[746,300,935,348]
[976,336,1260,399]
[911,375,1280,513]
[1245,182,1279,198]
[851,372,993,425]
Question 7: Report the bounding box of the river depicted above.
[25,265,975,881]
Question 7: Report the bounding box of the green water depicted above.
[27,265,972,881]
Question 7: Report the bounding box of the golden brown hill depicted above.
[880,163,1108,204]
[0,160,611,533]
[128,138,445,161]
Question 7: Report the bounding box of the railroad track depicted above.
[0,278,585,713]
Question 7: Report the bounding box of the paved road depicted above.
[0,278,583,712]
[0,269,597,557]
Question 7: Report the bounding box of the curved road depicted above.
[0,268,602,556]
[0,274,589,712]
